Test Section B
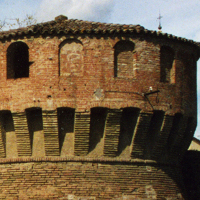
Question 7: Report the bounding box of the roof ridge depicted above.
[0,15,198,49]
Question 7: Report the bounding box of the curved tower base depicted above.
[0,157,187,200]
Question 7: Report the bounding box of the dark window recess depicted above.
[167,113,183,151]
[114,41,135,78]
[160,46,175,83]
[7,42,30,79]
[117,107,140,156]
[89,107,107,153]
[183,54,195,90]
[26,108,43,150]
[1,110,14,132]
[0,110,14,154]
[146,110,164,157]
[57,107,75,152]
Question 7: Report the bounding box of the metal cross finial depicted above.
[158,12,163,31]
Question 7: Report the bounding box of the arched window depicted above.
[59,39,83,76]
[160,46,175,83]
[114,41,135,78]
[7,41,29,79]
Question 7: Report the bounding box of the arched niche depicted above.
[160,46,175,83]
[114,40,135,78]
[59,39,83,76]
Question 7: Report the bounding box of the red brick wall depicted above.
[0,35,197,116]
[0,158,187,200]
[0,33,197,199]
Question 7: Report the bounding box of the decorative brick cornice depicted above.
[0,156,181,167]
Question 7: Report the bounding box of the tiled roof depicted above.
[0,15,198,47]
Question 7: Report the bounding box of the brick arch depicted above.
[114,40,135,78]
[7,41,30,79]
[59,39,83,76]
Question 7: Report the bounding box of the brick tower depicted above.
[0,15,198,199]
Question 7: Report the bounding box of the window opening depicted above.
[57,107,75,153]
[160,46,175,83]
[7,41,30,79]
[89,107,107,154]
[114,41,135,78]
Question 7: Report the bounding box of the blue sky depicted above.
[1,0,200,138]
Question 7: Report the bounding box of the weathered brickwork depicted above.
[0,158,187,200]
[0,15,197,199]
[0,34,197,114]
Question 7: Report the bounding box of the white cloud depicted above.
[193,31,200,42]
[0,0,40,19]
[36,0,114,22]
[107,0,200,40]
[35,0,200,41]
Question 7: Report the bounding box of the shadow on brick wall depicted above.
[182,150,200,200]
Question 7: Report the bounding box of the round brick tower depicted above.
[0,15,198,199]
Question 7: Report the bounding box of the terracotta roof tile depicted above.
[0,15,198,48]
